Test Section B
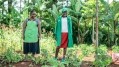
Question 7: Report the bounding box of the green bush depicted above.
[93,45,112,67]
[3,47,23,63]
[112,45,119,52]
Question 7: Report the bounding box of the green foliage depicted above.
[79,44,95,56]
[65,48,83,67]
[32,44,84,67]
[0,7,21,27]
[3,48,23,63]
[93,45,112,67]
[2,27,113,66]
[0,26,22,53]
[1,0,119,66]
[112,45,119,52]
[47,58,65,67]
[1,0,119,44]
[99,0,119,45]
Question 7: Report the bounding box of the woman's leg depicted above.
[63,48,67,59]
[55,46,60,59]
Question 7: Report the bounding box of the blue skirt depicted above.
[23,40,40,54]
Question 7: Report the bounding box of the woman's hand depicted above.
[22,34,24,40]
[38,35,41,40]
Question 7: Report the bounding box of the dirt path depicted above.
[13,61,41,67]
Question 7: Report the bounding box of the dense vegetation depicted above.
[0,0,119,67]
[0,0,119,45]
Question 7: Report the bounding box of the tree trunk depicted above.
[2,0,4,14]
[24,0,26,3]
[53,0,57,4]
[108,26,110,46]
[96,0,99,47]
[77,16,81,44]
[8,0,12,24]
[66,0,68,6]
[114,20,116,45]
[28,0,29,14]
[110,0,115,46]
[32,0,35,5]
[8,0,12,14]
[83,20,87,43]
[20,0,22,13]
[92,17,95,44]
[85,20,86,33]
[106,0,110,47]
[85,0,89,2]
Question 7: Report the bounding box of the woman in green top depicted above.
[22,10,41,57]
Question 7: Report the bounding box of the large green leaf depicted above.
[75,0,82,12]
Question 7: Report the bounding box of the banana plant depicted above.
[100,0,119,46]
[47,4,61,32]
[48,4,60,20]
[68,0,83,43]
[22,0,45,19]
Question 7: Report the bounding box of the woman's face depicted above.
[30,11,37,18]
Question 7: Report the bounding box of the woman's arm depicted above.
[38,19,41,39]
[22,20,27,39]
